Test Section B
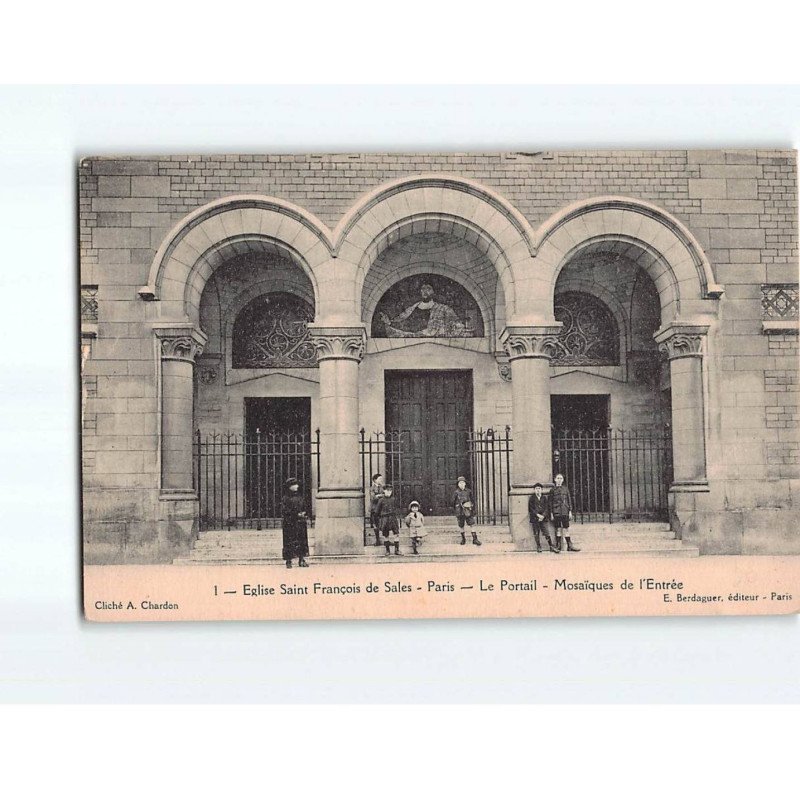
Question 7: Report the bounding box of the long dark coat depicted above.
[281,493,309,560]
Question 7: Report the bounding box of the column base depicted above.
[314,489,365,555]
[508,488,536,551]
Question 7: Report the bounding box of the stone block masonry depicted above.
[78,150,800,561]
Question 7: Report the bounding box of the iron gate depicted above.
[360,427,513,542]
[194,429,320,531]
[467,427,513,525]
[552,427,672,522]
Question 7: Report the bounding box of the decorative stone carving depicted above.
[199,367,217,385]
[761,284,799,320]
[654,324,708,360]
[232,292,317,368]
[81,285,98,323]
[499,325,563,361]
[154,326,207,363]
[552,291,619,365]
[497,362,512,382]
[307,325,367,362]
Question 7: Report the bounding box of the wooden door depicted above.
[385,371,473,515]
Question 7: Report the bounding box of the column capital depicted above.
[654,323,709,360]
[307,324,367,363]
[500,324,563,361]
[153,325,207,363]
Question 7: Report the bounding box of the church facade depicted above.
[79,151,800,563]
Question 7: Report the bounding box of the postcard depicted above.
[80,150,800,620]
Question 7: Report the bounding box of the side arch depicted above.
[530,196,723,324]
[140,195,333,324]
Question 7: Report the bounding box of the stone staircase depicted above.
[173,518,698,564]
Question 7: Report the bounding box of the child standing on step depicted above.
[453,476,481,546]
[375,484,401,556]
[550,473,580,553]
[404,500,427,555]
[528,482,558,553]
[368,472,384,546]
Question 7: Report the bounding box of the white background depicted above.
[0,85,798,705]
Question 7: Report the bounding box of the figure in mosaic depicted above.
[378,282,467,337]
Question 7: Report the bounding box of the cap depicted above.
[457,476,467,483]
[285,477,300,489]
[408,501,420,510]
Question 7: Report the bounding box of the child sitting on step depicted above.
[453,476,481,546]
[404,500,427,555]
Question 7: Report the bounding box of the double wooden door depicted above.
[385,370,473,515]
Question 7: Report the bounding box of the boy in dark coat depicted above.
[550,473,580,552]
[454,476,481,546]
[375,484,401,555]
[368,472,384,546]
[281,478,309,568]
[528,482,558,553]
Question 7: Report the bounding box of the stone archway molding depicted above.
[532,196,723,316]
[140,195,332,314]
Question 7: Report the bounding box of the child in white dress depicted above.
[404,500,427,555]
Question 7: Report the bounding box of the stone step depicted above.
[176,522,697,564]
[174,545,700,565]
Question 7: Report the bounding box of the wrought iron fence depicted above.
[551,427,672,522]
[194,429,320,531]
[467,426,513,525]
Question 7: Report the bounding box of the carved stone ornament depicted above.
[551,291,620,365]
[307,325,367,362]
[154,327,207,363]
[232,292,317,369]
[497,362,512,382]
[499,325,563,361]
[199,367,217,385]
[654,324,708,360]
[761,283,799,320]
[81,285,98,323]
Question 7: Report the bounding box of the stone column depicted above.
[307,324,367,555]
[154,325,207,496]
[655,324,709,488]
[500,324,562,549]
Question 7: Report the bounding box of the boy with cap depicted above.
[453,476,481,546]
[550,473,580,552]
[404,500,427,555]
[528,482,558,553]
[375,484,401,556]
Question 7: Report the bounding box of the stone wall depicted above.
[79,150,799,561]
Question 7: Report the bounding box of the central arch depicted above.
[335,175,539,324]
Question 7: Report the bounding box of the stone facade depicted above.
[79,150,800,562]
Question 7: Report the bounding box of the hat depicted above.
[533,482,543,489]
[457,476,467,483]
[408,500,420,510]
[383,484,394,491]
[285,477,300,489]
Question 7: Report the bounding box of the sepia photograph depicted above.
[79,149,800,619]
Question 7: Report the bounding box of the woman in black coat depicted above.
[282,478,309,568]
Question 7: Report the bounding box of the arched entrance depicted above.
[503,196,723,545]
